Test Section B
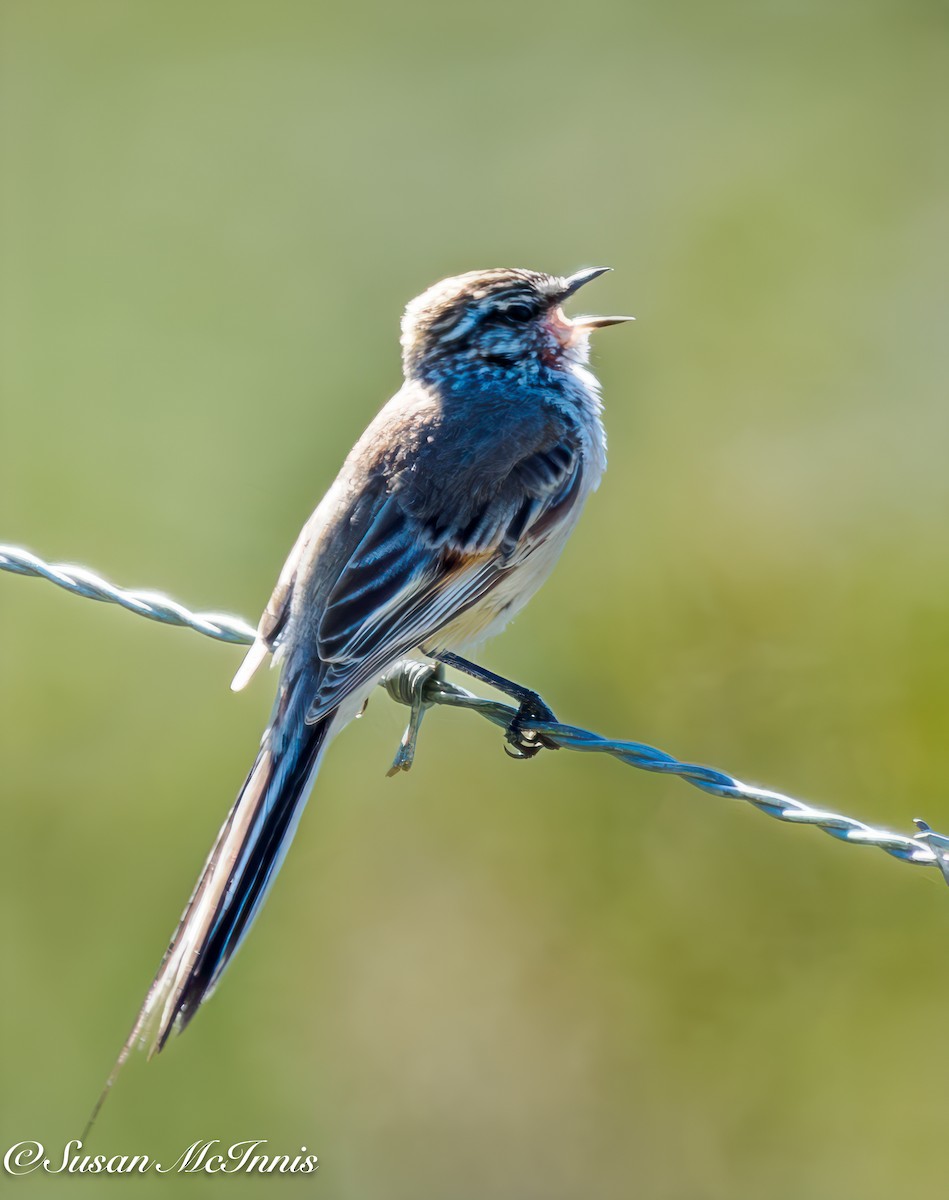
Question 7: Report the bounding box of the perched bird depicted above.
[111,266,631,1078]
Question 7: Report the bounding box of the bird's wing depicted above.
[305,434,584,723]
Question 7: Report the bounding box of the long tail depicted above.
[86,671,331,1133]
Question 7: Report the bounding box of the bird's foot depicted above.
[504,691,560,760]
[428,651,559,761]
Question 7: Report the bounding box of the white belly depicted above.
[425,458,599,655]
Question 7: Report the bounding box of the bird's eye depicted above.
[499,301,535,325]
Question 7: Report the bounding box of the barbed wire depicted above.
[3,541,948,885]
[0,544,256,644]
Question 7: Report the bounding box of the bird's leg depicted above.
[432,651,559,760]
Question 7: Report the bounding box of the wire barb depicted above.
[380,659,441,775]
[3,542,948,884]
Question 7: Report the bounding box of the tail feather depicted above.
[84,680,331,1137]
[170,719,328,1040]
[115,674,332,1065]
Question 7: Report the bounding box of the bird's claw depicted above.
[503,693,560,760]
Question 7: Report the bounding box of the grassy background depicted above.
[2,1,948,1196]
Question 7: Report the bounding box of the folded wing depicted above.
[306,435,585,722]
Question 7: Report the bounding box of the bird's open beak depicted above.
[551,267,635,342]
[570,314,635,330]
[559,266,614,300]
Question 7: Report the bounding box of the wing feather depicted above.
[303,433,584,723]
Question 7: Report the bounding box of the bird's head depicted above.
[401,267,632,381]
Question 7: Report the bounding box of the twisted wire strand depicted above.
[3,542,947,881]
[0,544,256,645]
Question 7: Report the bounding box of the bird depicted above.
[102,265,631,1095]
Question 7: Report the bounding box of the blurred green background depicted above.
[2,1,948,1196]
